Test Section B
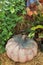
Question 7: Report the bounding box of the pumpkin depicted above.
[26,7,33,16]
[26,7,37,16]
[6,35,38,63]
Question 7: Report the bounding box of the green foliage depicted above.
[39,33,43,38]
[31,25,43,31]
[28,31,35,38]
[0,0,26,53]
[28,13,43,38]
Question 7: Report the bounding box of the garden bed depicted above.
[0,0,43,65]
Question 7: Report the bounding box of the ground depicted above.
[0,51,43,65]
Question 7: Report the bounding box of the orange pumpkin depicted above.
[27,11,33,16]
[26,7,33,16]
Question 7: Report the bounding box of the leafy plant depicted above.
[28,13,43,38]
[0,0,26,53]
[31,25,43,31]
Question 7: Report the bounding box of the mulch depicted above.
[0,51,43,65]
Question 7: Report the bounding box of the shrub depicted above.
[0,0,26,53]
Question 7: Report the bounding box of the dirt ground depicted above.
[0,51,43,65]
